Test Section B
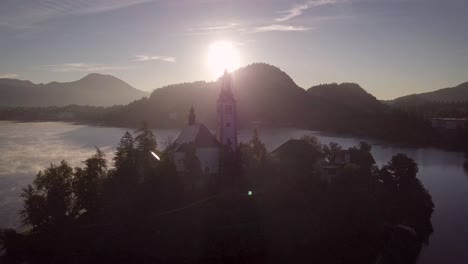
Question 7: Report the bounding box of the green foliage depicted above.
[358,141,372,152]
[114,131,135,170]
[379,154,434,242]
[134,121,158,181]
[386,153,418,180]
[322,142,342,163]
[15,131,434,263]
[135,121,157,154]
[19,185,47,228]
[20,161,76,228]
[73,148,107,213]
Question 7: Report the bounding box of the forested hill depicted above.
[389,81,468,107]
[103,63,310,128]
[101,63,428,143]
[0,73,148,107]
[104,63,385,128]
[0,63,431,143]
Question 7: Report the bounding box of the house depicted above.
[429,118,467,130]
[269,139,323,181]
[320,150,351,183]
[172,106,221,175]
[172,70,238,178]
[321,148,376,183]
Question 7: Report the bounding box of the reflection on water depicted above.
[0,121,467,263]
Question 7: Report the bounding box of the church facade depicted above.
[172,71,237,176]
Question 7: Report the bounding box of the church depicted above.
[172,70,237,176]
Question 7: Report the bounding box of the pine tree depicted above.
[113,131,135,171]
[135,121,157,154]
[134,121,158,181]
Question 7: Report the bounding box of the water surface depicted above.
[0,121,467,263]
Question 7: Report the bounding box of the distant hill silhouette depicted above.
[104,63,310,128]
[102,63,423,142]
[307,83,384,112]
[389,82,468,107]
[0,73,148,107]
[0,63,431,144]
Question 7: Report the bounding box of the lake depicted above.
[0,121,467,263]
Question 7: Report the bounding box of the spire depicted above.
[188,106,196,125]
[221,70,233,98]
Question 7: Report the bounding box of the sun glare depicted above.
[207,41,240,79]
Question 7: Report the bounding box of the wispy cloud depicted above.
[0,0,153,29]
[187,22,310,35]
[0,73,19,79]
[276,0,337,22]
[250,24,311,33]
[195,23,240,31]
[133,55,176,63]
[46,63,127,72]
[185,23,245,36]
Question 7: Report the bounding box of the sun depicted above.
[207,41,240,79]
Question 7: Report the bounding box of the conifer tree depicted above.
[113,131,135,174]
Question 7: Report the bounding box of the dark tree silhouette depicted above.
[73,148,107,214]
[322,142,342,163]
[20,161,75,229]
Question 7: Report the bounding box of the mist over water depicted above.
[0,121,467,263]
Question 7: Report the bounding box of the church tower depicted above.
[216,70,237,150]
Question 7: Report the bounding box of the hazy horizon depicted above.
[1,0,467,100]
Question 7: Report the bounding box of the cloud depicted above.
[46,63,127,72]
[184,23,245,36]
[250,24,311,33]
[0,73,19,79]
[276,0,337,22]
[133,55,176,63]
[0,0,153,29]
[195,23,240,31]
[187,22,310,35]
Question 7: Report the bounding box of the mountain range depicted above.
[388,82,468,107]
[99,63,424,144]
[0,73,148,107]
[1,63,456,144]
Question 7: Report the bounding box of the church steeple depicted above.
[188,106,196,125]
[216,70,237,150]
[220,69,233,99]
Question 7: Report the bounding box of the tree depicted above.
[358,141,372,152]
[379,154,434,242]
[386,153,418,182]
[20,161,75,229]
[113,131,135,171]
[19,185,47,228]
[250,128,267,162]
[134,121,157,154]
[322,142,342,163]
[73,148,107,214]
[134,121,158,181]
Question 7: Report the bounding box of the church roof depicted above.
[174,123,221,152]
[271,139,321,158]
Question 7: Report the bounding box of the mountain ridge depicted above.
[0,73,148,107]
[389,81,468,107]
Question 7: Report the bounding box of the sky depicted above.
[0,0,467,100]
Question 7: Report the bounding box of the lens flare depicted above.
[150,151,160,161]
